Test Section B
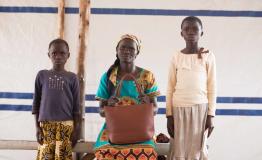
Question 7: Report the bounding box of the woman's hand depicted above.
[99,107,105,117]
[98,99,117,117]
[167,116,174,138]
[150,97,158,116]
[138,94,151,104]
[205,115,214,138]
[139,94,156,114]
[107,96,120,106]
[153,106,158,115]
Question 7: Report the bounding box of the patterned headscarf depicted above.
[118,34,142,53]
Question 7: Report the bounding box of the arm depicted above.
[72,113,81,147]
[166,56,177,138]
[32,71,43,144]
[140,71,160,115]
[166,56,176,117]
[150,97,158,115]
[98,100,107,117]
[206,53,217,137]
[71,75,81,147]
[99,97,121,117]
[34,113,43,145]
[96,73,113,117]
[206,53,217,116]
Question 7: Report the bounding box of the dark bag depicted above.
[104,74,155,144]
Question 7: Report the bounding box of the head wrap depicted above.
[118,34,142,53]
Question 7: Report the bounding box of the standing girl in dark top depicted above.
[32,39,81,160]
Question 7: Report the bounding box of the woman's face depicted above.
[116,38,138,63]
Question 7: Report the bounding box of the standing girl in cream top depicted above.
[166,16,216,160]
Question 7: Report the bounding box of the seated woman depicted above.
[94,34,160,160]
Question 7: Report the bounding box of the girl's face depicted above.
[181,20,203,43]
[48,43,70,66]
[116,39,138,63]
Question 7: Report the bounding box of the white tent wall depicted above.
[0,0,262,160]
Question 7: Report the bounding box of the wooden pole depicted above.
[77,0,90,159]
[58,0,65,39]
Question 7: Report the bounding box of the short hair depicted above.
[181,16,203,29]
[48,38,69,51]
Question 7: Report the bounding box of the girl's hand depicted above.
[36,126,43,145]
[205,115,214,138]
[167,116,174,138]
[71,127,80,147]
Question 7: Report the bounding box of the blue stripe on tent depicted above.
[91,8,262,17]
[217,97,262,104]
[0,6,78,14]
[89,96,262,103]
[0,92,33,99]
[0,6,57,13]
[65,8,79,14]
[1,104,262,116]
[85,94,96,101]
[85,106,99,113]
[216,109,262,116]
[1,6,262,17]
[1,92,262,104]
[0,104,32,111]
[157,96,166,102]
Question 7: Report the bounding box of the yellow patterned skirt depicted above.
[36,120,73,160]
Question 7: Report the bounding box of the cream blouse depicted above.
[166,51,217,116]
